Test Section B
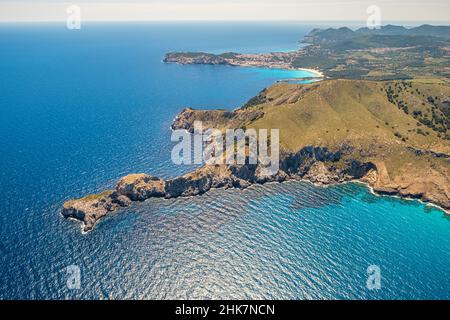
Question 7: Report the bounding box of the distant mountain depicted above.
[355,24,450,38]
[303,27,356,43]
[357,24,409,35]
[165,24,450,81]
[306,24,450,42]
[62,79,450,231]
[302,24,450,52]
[413,24,450,38]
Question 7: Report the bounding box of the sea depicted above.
[0,22,449,299]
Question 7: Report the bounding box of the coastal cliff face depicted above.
[62,190,131,232]
[62,79,450,232]
[62,148,379,232]
[62,146,449,233]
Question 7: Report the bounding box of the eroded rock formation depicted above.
[62,145,393,232]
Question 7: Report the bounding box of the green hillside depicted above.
[173,79,450,209]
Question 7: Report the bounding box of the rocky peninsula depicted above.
[62,149,378,233]
[62,78,449,232]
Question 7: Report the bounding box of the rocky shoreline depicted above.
[62,78,450,232]
[62,144,448,233]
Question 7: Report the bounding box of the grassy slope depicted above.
[248,79,449,151]
[179,79,449,207]
[249,80,449,177]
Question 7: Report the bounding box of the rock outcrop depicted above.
[366,161,450,210]
[116,174,165,201]
[62,190,131,232]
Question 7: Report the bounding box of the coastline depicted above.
[6,21,450,301]
[238,65,325,79]
[62,78,450,232]
[359,181,450,215]
[284,178,450,215]
[232,64,324,78]
[63,173,449,234]
[294,67,324,78]
[163,51,326,79]
[164,58,324,79]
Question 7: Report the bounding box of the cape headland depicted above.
[62,78,450,232]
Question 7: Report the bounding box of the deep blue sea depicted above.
[0,22,449,299]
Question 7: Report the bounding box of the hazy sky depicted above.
[0,0,449,23]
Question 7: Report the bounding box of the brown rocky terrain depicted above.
[62,147,378,232]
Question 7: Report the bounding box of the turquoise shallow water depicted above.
[73,181,449,300]
[0,22,449,299]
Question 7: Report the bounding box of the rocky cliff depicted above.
[62,146,381,232]
[62,79,450,232]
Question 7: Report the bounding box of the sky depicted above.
[0,0,449,23]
